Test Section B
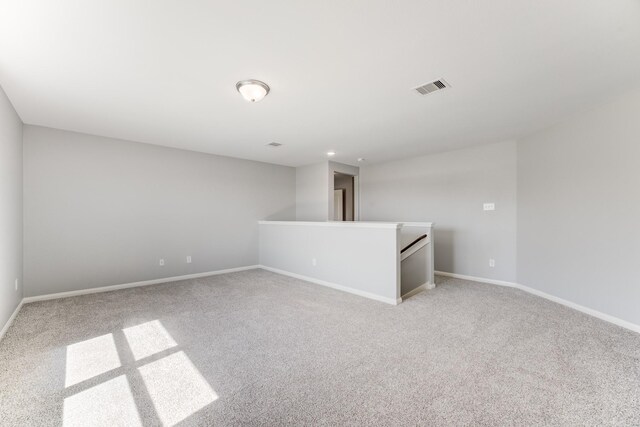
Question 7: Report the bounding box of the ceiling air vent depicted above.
[414,79,450,96]
[266,142,282,147]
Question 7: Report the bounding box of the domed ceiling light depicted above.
[236,79,270,103]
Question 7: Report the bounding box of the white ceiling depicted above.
[1,1,640,167]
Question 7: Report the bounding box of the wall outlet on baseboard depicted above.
[159,259,165,266]
[489,258,495,268]
[186,256,192,264]
[483,203,495,211]
[15,278,18,291]
[312,258,317,266]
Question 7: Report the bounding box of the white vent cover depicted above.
[266,142,282,147]
[414,79,450,95]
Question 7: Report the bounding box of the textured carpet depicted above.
[0,270,639,426]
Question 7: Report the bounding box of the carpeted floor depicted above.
[0,269,639,426]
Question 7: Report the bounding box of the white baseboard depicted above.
[0,299,24,342]
[435,271,519,288]
[22,265,260,304]
[401,283,428,300]
[435,271,640,334]
[259,265,401,305]
[8,265,635,341]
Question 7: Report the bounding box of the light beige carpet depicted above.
[0,269,639,426]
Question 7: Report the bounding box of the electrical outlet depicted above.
[186,256,192,264]
[312,258,317,266]
[15,278,18,291]
[159,259,165,266]
[483,203,495,211]
[489,258,495,268]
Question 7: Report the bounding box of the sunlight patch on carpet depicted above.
[123,320,177,361]
[63,375,142,427]
[138,350,218,426]
[65,333,120,387]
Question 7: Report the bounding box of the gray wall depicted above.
[295,162,329,221]
[518,86,640,325]
[295,161,360,221]
[260,222,400,302]
[0,86,23,331]
[360,141,517,282]
[23,126,295,297]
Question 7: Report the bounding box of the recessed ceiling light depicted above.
[327,151,336,157]
[236,80,270,103]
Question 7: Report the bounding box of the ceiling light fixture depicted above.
[357,157,365,162]
[327,151,336,157]
[236,80,270,103]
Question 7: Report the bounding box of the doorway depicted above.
[333,172,355,221]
